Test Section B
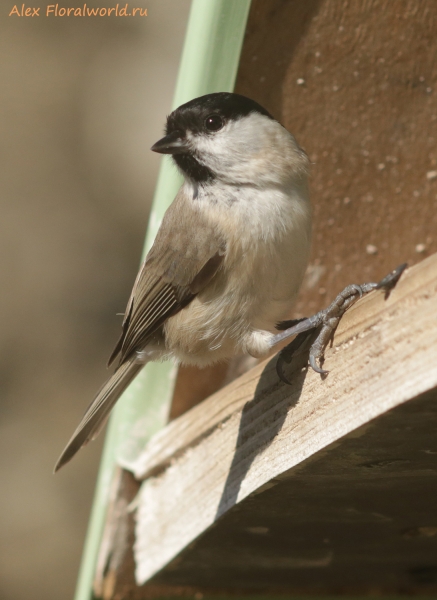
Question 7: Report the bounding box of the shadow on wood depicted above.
[215,332,317,520]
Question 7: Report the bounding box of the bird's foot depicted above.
[274,263,407,382]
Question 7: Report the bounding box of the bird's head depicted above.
[151,93,308,188]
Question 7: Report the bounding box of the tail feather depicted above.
[54,359,143,472]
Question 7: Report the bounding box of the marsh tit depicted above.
[55,93,405,471]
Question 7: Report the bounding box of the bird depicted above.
[54,92,405,472]
[54,92,312,471]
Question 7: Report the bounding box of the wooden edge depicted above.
[128,253,437,480]
[131,252,437,584]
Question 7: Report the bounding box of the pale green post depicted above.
[73,1,252,599]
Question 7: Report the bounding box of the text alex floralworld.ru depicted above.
[9,4,147,17]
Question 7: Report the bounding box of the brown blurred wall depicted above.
[237,0,437,318]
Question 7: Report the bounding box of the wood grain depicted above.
[131,253,437,584]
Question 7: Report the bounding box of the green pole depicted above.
[73,1,252,598]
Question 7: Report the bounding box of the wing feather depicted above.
[109,188,226,365]
[54,358,142,472]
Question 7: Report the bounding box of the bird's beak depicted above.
[151,131,189,155]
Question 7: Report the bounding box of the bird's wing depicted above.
[109,188,226,366]
[55,191,226,471]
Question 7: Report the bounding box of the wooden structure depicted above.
[94,253,437,598]
[84,0,437,598]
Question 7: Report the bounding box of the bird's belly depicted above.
[164,239,308,366]
[163,292,246,366]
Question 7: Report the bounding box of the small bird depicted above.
[55,93,405,471]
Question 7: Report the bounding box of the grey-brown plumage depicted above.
[55,191,227,472]
[55,93,311,471]
[108,191,226,367]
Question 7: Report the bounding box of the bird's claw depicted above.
[276,331,309,384]
[309,353,329,375]
[276,263,407,382]
[375,263,408,295]
[276,352,293,385]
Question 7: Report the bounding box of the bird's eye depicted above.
[204,114,224,132]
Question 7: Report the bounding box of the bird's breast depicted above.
[163,182,311,365]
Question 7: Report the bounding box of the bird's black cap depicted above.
[165,92,274,136]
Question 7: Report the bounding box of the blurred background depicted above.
[0,2,191,598]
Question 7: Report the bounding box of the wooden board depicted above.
[149,387,437,593]
[129,253,437,590]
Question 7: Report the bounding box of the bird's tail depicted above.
[54,358,143,472]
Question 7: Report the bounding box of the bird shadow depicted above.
[215,329,319,520]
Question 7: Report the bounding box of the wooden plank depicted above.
[131,252,437,586]
[151,387,437,593]
[131,252,437,480]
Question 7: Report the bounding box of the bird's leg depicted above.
[272,263,407,380]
